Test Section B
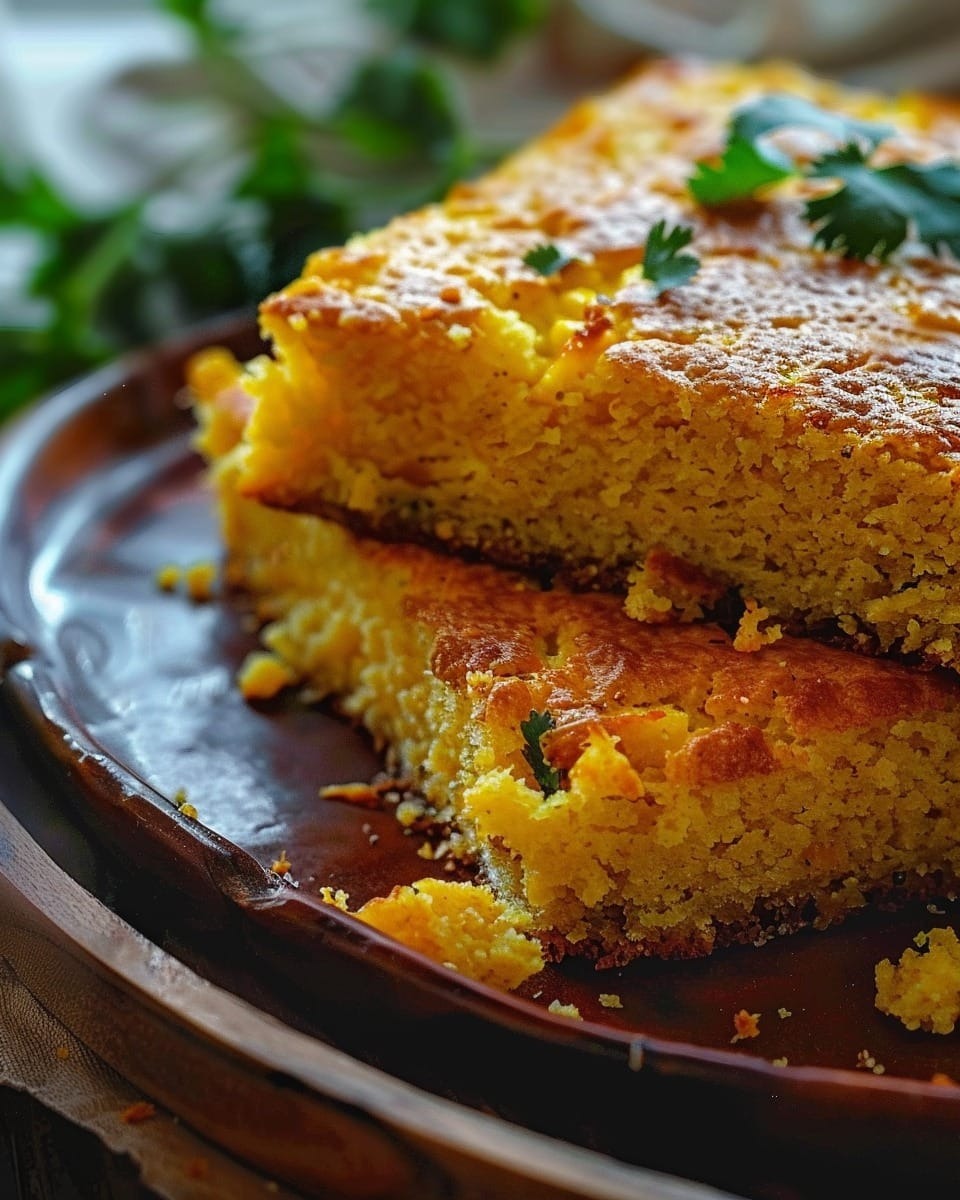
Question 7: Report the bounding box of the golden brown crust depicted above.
[261,57,960,457]
[373,536,960,754]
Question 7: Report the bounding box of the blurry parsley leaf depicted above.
[691,93,892,207]
[2,0,547,416]
[806,144,960,260]
[333,53,462,163]
[369,0,548,60]
[520,710,561,797]
[642,220,699,296]
[523,243,574,275]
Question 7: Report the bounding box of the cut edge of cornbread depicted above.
[195,380,960,965]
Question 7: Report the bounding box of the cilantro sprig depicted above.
[520,709,561,797]
[806,145,960,261]
[523,243,575,276]
[690,92,960,263]
[690,94,891,207]
[642,220,700,296]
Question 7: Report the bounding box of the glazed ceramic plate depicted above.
[2,318,960,1198]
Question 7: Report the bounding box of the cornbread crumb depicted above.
[238,651,297,700]
[599,993,623,1009]
[395,797,426,828]
[327,878,543,990]
[731,1009,761,1043]
[856,1049,886,1074]
[120,1101,157,1125]
[547,1000,583,1020]
[318,886,350,911]
[875,926,960,1034]
[771,1057,789,1067]
[416,842,434,860]
[271,849,292,875]
[154,563,182,591]
[185,560,217,601]
[55,1046,70,1061]
[733,600,783,653]
[777,1007,792,1019]
[171,788,199,820]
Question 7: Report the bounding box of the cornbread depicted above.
[194,384,960,962]
[329,878,545,991]
[220,58,960,668]
[875,927,960,1034]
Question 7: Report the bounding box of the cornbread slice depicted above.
[225,57,960,668]
[197,386,960,963]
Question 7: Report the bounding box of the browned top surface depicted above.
[263,58,960,455]
[380,536,960,744]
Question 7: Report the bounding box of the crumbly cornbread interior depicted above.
[232,58,960,668]
[196,378,960,962]
[876,927,960,1035]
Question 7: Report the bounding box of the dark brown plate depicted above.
[3,317,960,1198]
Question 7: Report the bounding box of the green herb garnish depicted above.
[690,92,960,263]
[1,0,547,418]
[523,243,575,276]
[642,220,700,296]
[520,709,560,797]
[690,93,891,207]
[806,145,960,261]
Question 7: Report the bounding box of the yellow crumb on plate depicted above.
[271,849,292,875]
[154,563,182,591]
[599,993,623,1009]
[237,651,297,700]
[856,1049,886,1074]
[318,886,350,911]
[185,560,217,601]
[875,926,960,1034]
[547,1000,583,1020]
[320,877,543,992]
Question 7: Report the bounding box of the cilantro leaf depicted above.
[730,93,891,152]
[691,93,892,207]
[689,137,792,206]
[642,220,700,296]
[369,0,548,61]
[520,709,560,797]
[523,243,574,275]
[806,145,960,260]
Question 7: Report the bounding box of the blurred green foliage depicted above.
[0,0,548,416]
